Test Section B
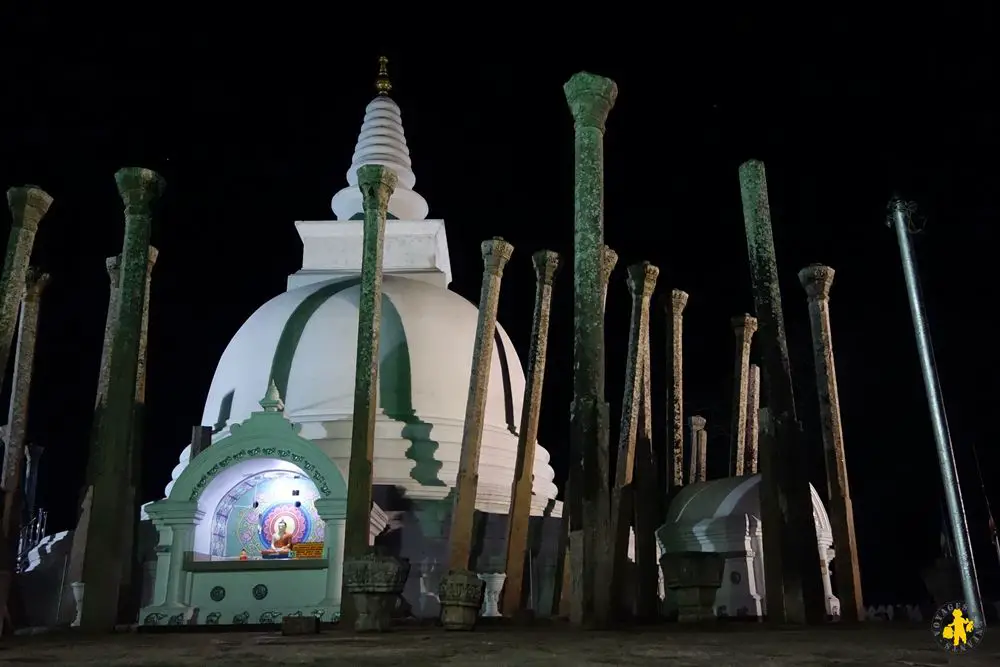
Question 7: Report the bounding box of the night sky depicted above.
[3,13,998,606]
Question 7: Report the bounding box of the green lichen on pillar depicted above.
[738,159,825,625]
[502,250,560,616]
[0,187,51,385]
[80,167,164,631]
[564,71,617,628]
[799,264,863,622]
[1,269,50,539]
[345,164,398,560]
[610,262,658,619]
[447,237,514,571]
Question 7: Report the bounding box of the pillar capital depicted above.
[23,268,51,301]
[689,415,706,432]
[669,289,689,316]
[564,72,619,131]
[481,237,514,276]
[626,261,659,298]
[313,497,347,522]
[532,250,561,286]
[798,264,835,301]
[601,245,618,286]
[7,185,53,232]
[115,168,166,214]
[731,313,759,338]
[357,164,398,210]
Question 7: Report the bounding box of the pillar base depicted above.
[342,548,411,633]
[661,552,725,623]
[438,569,485,631]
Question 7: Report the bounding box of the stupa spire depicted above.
[331,56,429,221]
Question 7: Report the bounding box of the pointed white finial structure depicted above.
[331,56,429,222]
[259,379,285,412]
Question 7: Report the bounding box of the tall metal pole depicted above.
[887,196,984,628]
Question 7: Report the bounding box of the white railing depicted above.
[17,508,47,573]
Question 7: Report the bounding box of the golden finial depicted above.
[375,56,392,96]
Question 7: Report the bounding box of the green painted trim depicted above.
[268,278,362,400]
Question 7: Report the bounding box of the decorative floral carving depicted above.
[210,586,226,602]
[252,584,269,600]
[439,569,485,608]
[343,549,411,594]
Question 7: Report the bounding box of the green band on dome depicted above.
[268,278,362,400]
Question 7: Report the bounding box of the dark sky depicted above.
[3,11,998,605]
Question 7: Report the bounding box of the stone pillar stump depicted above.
[342,547,411,632]
[661,552,726,622]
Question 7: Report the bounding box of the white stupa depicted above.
[159,58,560,516]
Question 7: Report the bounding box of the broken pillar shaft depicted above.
[447,237,514,570]
[565,70,618,629]
[345,165,398,560]
[744,365,761,474]
[729,314,758,476]
[611,262,659,618]
[738,159,825,624]
[798,264,863,621]
[687,416,705,485]
[502,250,560,616]
[80,167,164,631]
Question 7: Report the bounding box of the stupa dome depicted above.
[165,275,559,513]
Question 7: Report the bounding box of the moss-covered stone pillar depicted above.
[1,269,50,540]
[738,159,825,624]
[120,247,158,618]
[611,262,658,618]
[344,164,397,561]
[502,249,560,616]
[554,245,616,620]
[729,314,758,476]
[798,264,863,621]
[0,187,51,383]
[439,237,513,631]
[744,365,761,474]
[80,167,164,631]
[666,289,689,491]
[564,71,617,629]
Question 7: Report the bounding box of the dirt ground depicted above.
[0,623,995,666]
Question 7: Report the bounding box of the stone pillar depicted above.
[554,245,616,620]
[738,159,825,624]
[446,238,513,567]
[744,366,761,475]
[1,269,50,540]
[0,187,51,384]
[634,281,660,620]
[798,264,863,622]
[344,164,397,559]
[121,247,158,617]
[80,167,165,631]
[189,425,213,459]
[564,71,617,629]
[502,250,560,616]
[696,426,708,482]
[24,444,44,519]
[314,497,348,612]
[687,416,706,484]
[440,237,513,630]
[666,290,689,491]
[729,315,758,476]
[611,262,658,617]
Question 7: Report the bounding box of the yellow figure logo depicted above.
[941,608,974,647]
[931,602,985,653]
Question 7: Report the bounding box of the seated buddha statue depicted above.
[261,519,295,557]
